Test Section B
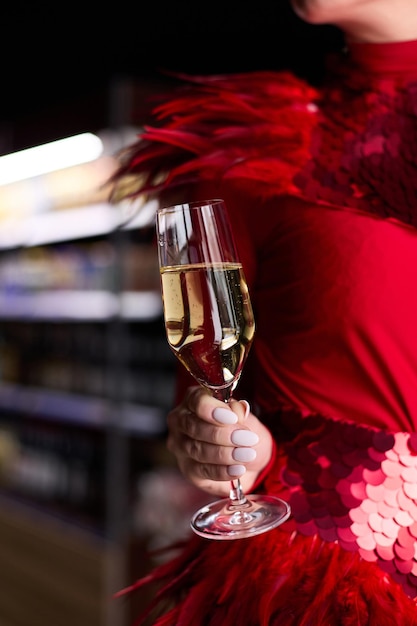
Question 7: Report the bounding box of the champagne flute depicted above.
[156,199,290,539]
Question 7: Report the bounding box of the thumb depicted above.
[229,399,251,424]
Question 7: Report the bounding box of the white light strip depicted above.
[25,203,119,246]
[0,133,104,185]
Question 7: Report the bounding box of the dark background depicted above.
[0,0,343,153]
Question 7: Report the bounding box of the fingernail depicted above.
[213,407,238,424]
[240,400,250,420]
[233,447,257,462]
[228,464,246,477]
[231,429,259,446]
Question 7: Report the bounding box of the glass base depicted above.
[190,494,291,540]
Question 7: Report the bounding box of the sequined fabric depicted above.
[265,408,417,599]
[295,41,417,228]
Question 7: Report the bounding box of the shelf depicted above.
[0,382,167,436]
[0,290,162,321]
[0,122,166,626]
[0,203,117,248]
[0,489,107,541]
[0,198,158,249]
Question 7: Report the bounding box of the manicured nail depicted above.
[233,447,257,462]
[231,430,259,446]
[240,400,250,420]
[228,464,246,477]
[213,407,238,424]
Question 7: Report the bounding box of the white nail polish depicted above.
[233,447,256,462]
[228,464,246,477]
[213,407,238,424]
[231,429,259,446]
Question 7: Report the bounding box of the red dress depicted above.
[114,40,417,625]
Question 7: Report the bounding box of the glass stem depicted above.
[229,477,247,505]
[214,387,249,506]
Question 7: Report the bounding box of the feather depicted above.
[118,527,417,625]
[109,70,317,205]
[111,60,417,230]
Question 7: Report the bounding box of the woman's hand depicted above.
[166,386,274,498]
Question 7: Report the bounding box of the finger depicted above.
[168,408,258,449]
[228,399,250,423]
[212,399,250,426]
[178,432,257,466]
[180,386,233,424]
[180,456,248,483]
[183,387,251,428]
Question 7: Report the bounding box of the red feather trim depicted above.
[110,71,318,203]
[118,529,417,625]
[111,61,417,230]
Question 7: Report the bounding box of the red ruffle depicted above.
[111,71,318,203]
[117,528,417,625]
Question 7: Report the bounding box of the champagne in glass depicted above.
[160,262,254,398]
[157,199,290,539]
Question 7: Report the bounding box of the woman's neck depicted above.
[343,19,417,44]
[292,1,417,44]
[336,4,417,44]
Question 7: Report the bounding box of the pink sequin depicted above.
[277,409,417,599]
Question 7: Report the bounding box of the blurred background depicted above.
[0,0,342,152]
[0,2,342,625]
